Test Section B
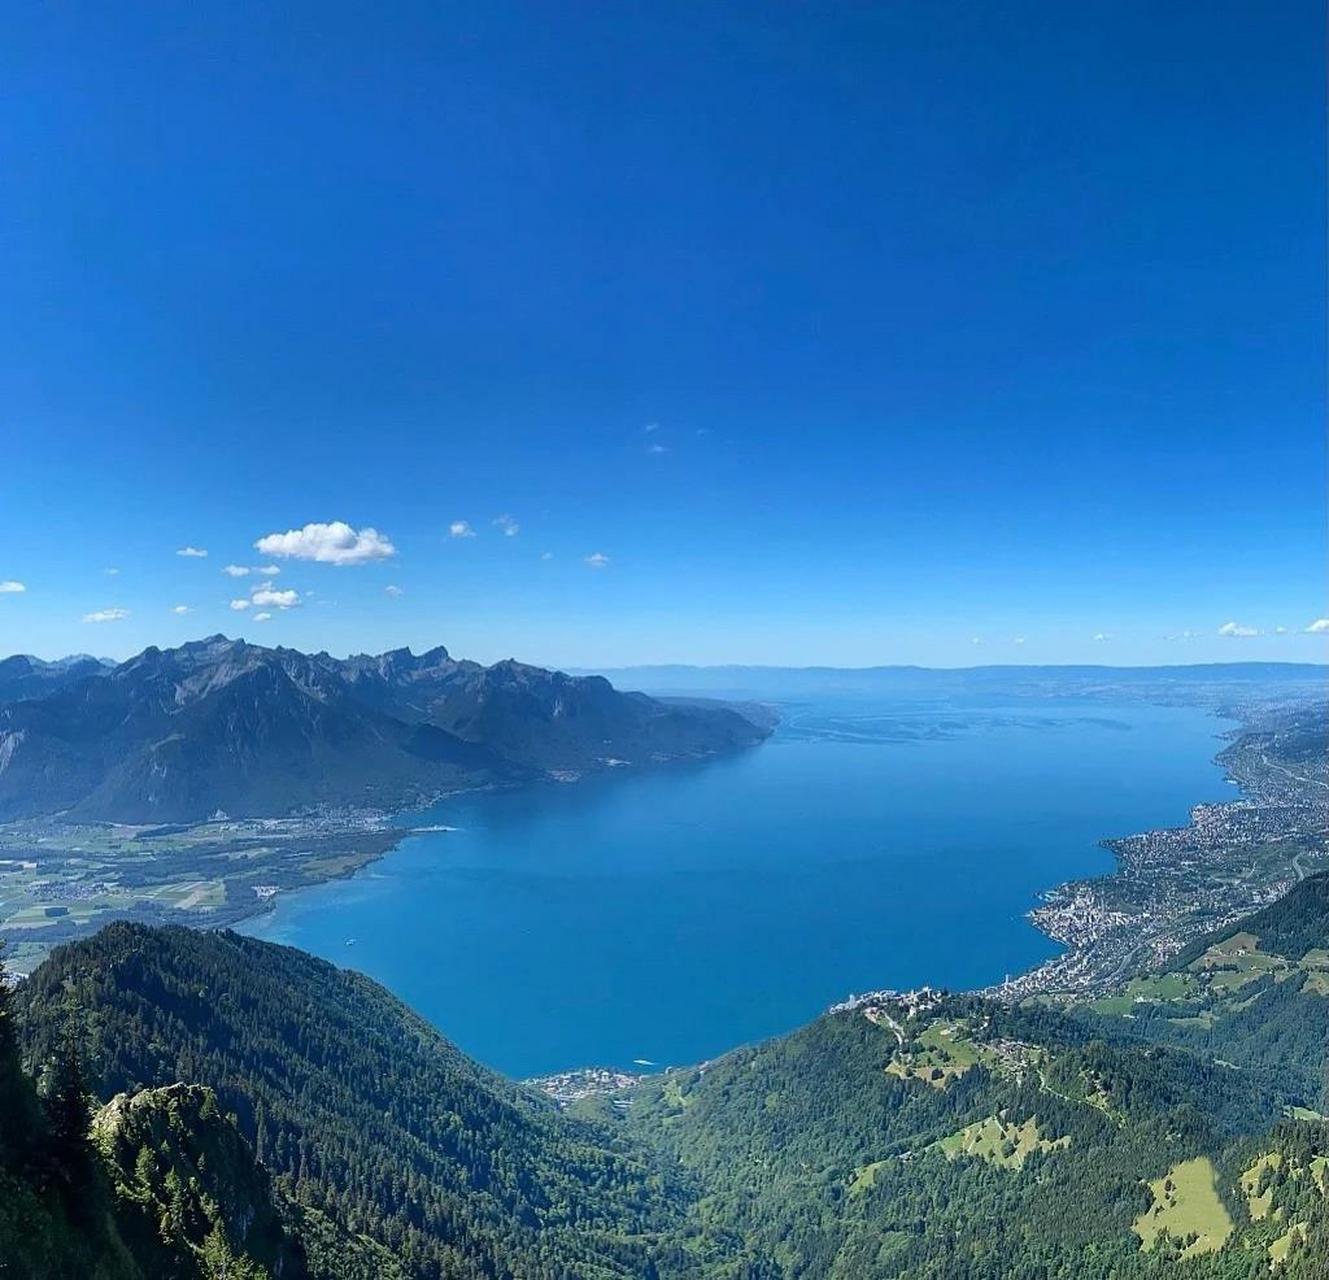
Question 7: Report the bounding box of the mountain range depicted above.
[0,636,771,823]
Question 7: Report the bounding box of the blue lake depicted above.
[241,696,1234,1077]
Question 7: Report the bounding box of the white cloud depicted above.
[0,581,26,594]
[540,551,554,561]
[1013,636,1026,645]
[1274,626,1287,635]
[252,611,272,622]
[1217,621,1259,638]
[105,567,120,576]
[254,521,395,565]
[643,422,660,433]
[1165,630,1198,642]
[384,584,404,597]
[223,564,250,578]
[255,564,281,576]
[251,586,300,610]
[493,514,520,537]
[646,443,669,455]
[1093,632,1111,642]
[83,607,129,623]
[229,599,251,611]
[1305,618,1329,634]
[172,604,191,615]
[177,546,208,558]
[584,552,610,569]
[449,520,475,539]
[970,636,983,646]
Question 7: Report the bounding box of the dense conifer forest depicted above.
[4,877,1328,1277]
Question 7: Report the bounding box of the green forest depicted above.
[3,876,1328,1278]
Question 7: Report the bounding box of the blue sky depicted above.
[1,1,1324,668]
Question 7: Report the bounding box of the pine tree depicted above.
[45,1009,94,1191]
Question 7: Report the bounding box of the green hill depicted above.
[7,876,1329,1278]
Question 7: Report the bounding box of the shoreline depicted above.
[986,705,1328,1002]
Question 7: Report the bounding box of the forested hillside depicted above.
[7,879,1329,1278]
[15,924,689,1280]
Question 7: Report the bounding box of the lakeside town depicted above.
[992,698,1329,1002]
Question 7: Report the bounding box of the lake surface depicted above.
[242,696,1234,1077]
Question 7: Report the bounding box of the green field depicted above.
[938,1114,1068,1171]
[1132,1157,1234,1258]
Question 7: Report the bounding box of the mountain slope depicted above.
[12,875,1328,1279]
[0,636,770,822]
[17,923,689,1280]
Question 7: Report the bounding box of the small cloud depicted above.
[449,520,475,539]
[1165,630,1198,642]
[493,514,520,537]
[584,552,610,569]
[172,604,191,615]
[177,546,208,558]
[1217,621,1259,638]
[251,586,299,610]
[540,551,554,561]
[229,599,251,611]
[223,564,251,578]
[1013,636,1026,646]
[83,607,129,623]
[0,581,26,594]
[105,567,120,576]
[1305,618,1329,634]
[970,636,983,646]
[255,564,281,576]
[384,584,404,597]
[1093,632,1111,643]
[646,443,669,455]
[254,521,395,565]
[1273,626,1287,635]
[643,423,660,433]
[252,611,273,622]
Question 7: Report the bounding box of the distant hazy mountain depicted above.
[0,653,113,702]
[0,636,770,823]
[577,661,1329,700]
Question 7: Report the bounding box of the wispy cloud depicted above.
[584,552,610,569]
[1217,621,1259,638]
[1093,632,1111,642]
[493,514,520,537]
[83,607,129,623]
[172,604,191,615]
[254,521,395,565]
[1013,636,1026,645]
[643,422,660,433]
[0,581,25,594]
[540,551,554,561]
[449,520,475,539]
[255,564,280,576]
[1305,618,1329,634]
[253,611,272,622]
[229,599,251,611]
[176,546,208,558]
[105,567,120,576]
[646,442,669,455]
[223,564,250,577]
[384,584,404,597]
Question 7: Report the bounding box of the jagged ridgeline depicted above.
[6,880,1328,1278]
[0,636,772,822]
